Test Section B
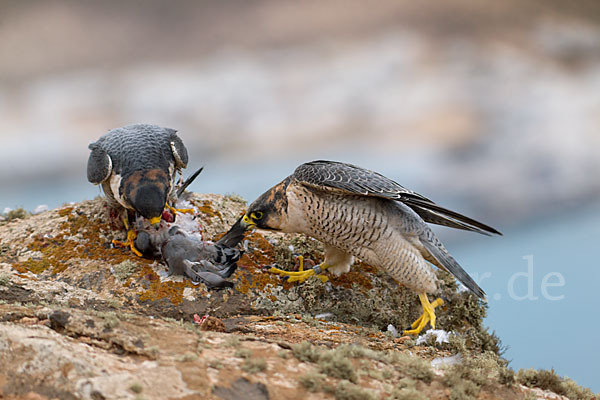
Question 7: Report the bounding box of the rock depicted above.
[0,194,595,399]
[212,378,269,400]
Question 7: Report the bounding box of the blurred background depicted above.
[1,0,599,391]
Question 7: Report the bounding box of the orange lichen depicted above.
[11,206,153,276]
[234,267,279,295]
[329,267,374,291]
[136,265,195,305]
[13,257,52,274]
[57,207,74,217]
[193,200,223,225]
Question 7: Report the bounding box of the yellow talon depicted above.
[166,203,194,215]
[403,294,444,336]
[268,256,329,283]
[112,229,142,257]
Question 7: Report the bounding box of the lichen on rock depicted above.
[0,193,596,399]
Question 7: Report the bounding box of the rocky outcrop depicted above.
[0,195,595,399]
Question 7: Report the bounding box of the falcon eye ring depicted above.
[251,211,263,220]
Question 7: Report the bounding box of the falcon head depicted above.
[236,177,292,233]
[122,169,170,227]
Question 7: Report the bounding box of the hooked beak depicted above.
[148,215,161,229]
[241,214,256,229]
[216,214,253,248]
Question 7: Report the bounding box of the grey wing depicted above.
[87,143,112,184]
[293,160,501,236]
[169,131,188,170]
[293,160,430,202]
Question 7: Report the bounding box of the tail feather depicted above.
[421,238,486,299]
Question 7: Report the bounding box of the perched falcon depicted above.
[229,160,501,335]
[87,123,190,256]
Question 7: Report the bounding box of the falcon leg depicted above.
[112,214,143,257]
[403,294,444,336]
[166,203,194,215]
[268,256,329,283]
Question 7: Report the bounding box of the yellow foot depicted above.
[403,294,444,336]
[268,256,329,283]
[112,229,142,257]
[166,203,194,215]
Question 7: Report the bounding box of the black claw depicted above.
[263,264,278,272]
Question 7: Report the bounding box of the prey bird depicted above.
[227,160,501,335]
[87,123,193,256]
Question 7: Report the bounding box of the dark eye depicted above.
[251,211,263,220]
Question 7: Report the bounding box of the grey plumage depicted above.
[88,124,187,185]
[87,124,188,221]
[294,160,501,236]
[161,226,240,288]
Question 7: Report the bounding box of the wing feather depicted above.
[293,160,501,236]
[87,143,112,184]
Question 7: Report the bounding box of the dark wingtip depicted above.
[217,216,247,248]
[176,166,204,197]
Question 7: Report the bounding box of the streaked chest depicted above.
[285,185,392,249]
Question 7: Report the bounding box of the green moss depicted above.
[148,346,159,357]
[100,311,120,330]
[234,348,252,359]
[335,344,385,362]
[366,368,384,381]
[391,388,427,400]
[382,369,393,379]
[5,208,30,221]
[334,381,376,400]
[386,352,433,383]
[435,270,501,355]
[112,260,138,280]
[448,381,479,400]
[396,377,417,389]
[277,350,290,359]
[0,273,10,286]
[517,368,562,393]
[318,349,358,383]
[517,368,595,399]
[291,341,323,363]
[299,371,326,392]
[291,342,360,383]
[241,357,267,373]
[224,193,246,204]
[129,383,143,394]
[442,351,510,398]
[175,352,198,362]
[224,336,241,348]
[208,360,222,369]
[561,377,597,400]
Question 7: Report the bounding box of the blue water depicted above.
[2,171,599,392]
[451,205,600,392]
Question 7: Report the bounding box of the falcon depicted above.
[87,123,192,256]
[229,160,501,335]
